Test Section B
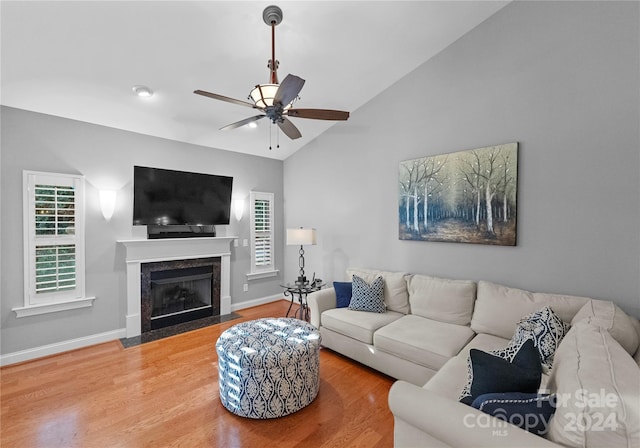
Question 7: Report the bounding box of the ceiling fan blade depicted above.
[194,90,258,109]
[220,115,266,131]
[277,117,302,140]
[274,74,305,107]
[287,108,350,121]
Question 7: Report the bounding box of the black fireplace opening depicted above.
[141,258,221,332]
[150,265,214,330]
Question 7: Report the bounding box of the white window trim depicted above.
[246,270,279,281]
[13,297,96,318]
[247,191,279,281]
[14,171,95,318]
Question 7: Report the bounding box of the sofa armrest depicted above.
[307,287,337,329]
[388,381,560,448]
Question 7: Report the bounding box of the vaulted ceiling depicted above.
[1,1,509,160]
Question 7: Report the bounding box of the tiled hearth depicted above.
[118,236,235,338]
[119,312,241,348]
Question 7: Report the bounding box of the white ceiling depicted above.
[1,1,509,160]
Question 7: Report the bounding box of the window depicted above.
[247,191,278,280]
[14,171,95,317]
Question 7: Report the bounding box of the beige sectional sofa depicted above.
[307,268,640,448]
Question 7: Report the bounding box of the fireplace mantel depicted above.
[118,237,235,337]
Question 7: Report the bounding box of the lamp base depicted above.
[295,275,307,285]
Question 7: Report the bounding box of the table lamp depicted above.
[286,228,317,285]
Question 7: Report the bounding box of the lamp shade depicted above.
[286,228,317,246]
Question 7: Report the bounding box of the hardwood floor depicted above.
[1,300,395,447]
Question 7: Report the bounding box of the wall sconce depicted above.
[99,190,117,221]
[286,227,317,285]
[234,198,245,221]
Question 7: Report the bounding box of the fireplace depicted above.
[118,236,234,338]
[140,257,221,333]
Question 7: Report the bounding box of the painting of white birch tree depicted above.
[399,142,518,245]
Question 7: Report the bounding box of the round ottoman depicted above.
[215,317,321,419]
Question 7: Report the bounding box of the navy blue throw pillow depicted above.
[459,339,542,406]
[333,282,352,308]
[471,392,557,436]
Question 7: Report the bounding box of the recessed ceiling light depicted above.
[248,122,258,129]
[132,85,154,98]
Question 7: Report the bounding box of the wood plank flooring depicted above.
[1,300,395,447]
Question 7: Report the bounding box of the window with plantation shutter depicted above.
[248,191,278,279]
[15,171,95,318]
[35,244,76,293]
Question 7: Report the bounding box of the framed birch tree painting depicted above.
[399,142,518,246]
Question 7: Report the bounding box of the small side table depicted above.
[281,282,324,322]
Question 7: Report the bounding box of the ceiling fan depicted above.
[194,5,349,147]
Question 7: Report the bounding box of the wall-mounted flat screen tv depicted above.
[133,166,233,226]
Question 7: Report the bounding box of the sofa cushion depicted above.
[495,306,569,372]
[348,275,385,313]
[407,274,476,325]
[424,333,511,399]
[471,281,590,339]
[333,281,352,308]
[571,299,640,356]
[347,268,410,314]
[547,321,640,448]
[459,339,543,405]
[471,392,556,436]
[373,315,475,371]
[320,308,403,345]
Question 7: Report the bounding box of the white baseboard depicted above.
[0,328,127,367]
[231,294,284,311]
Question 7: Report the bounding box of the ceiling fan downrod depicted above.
[263,5,283,85]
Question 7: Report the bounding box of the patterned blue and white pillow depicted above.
[348,275,386,313]
[506,306,569,372]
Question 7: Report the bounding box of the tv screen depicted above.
[133,166,233,226]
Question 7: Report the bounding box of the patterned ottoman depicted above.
[215,317,321,418]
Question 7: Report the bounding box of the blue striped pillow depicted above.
[472,392,556,435]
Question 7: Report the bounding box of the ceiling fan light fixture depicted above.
[249,83,293,110]
[132,85,154,98]
[249,84,277,108]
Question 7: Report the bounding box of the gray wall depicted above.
[284,1,640,317]
[1,107,285,354]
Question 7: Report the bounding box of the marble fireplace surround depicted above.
[140,257,220,333]
[118,237,235,338]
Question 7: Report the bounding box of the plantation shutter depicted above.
[34,184,77,293]
[24,172,85,305]
[250,192,275,273]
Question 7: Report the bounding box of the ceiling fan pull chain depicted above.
[269,122,273,150]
